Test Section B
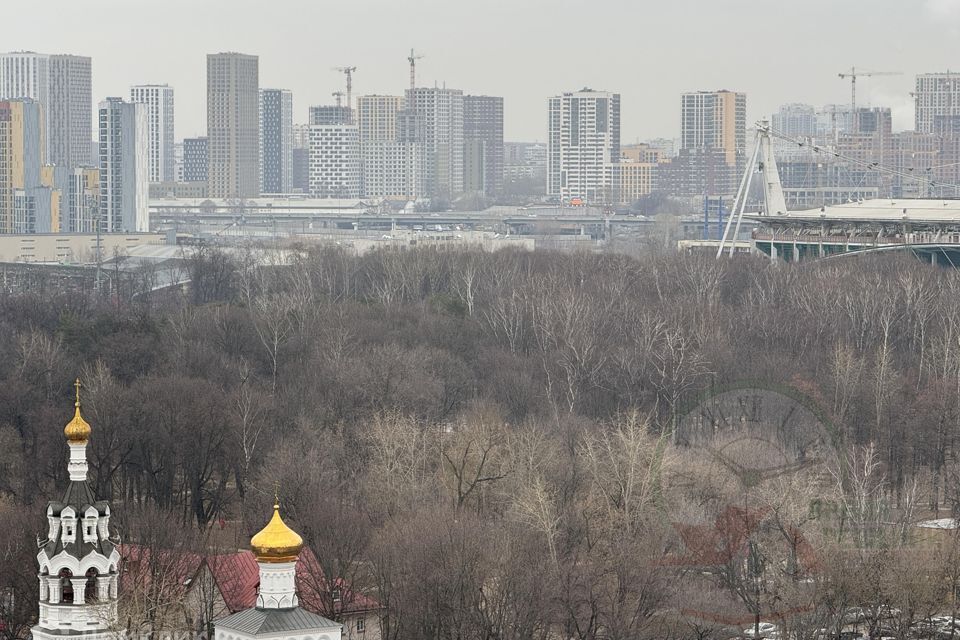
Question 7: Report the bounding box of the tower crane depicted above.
[407,48,424,92]
[332,91,344,108]
[837,67,902,132]
[332,66,357,112]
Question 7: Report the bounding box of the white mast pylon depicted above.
[716,120,788,258]
[717,135,759,258]
[758,120,787,217]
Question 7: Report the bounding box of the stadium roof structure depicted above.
[746,198,960,229]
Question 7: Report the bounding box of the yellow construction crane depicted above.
[407,49,424,92]
[838,67,902,131]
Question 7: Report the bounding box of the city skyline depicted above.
[5,0,960,143]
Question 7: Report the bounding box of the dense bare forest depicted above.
[4,246,960,640]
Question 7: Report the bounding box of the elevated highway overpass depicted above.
[149,199,709,240]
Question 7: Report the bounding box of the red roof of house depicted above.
[121,545,380,618]
[662,504,820,574]
[205,547,381,616]
[120,544,204,598]
[663,506,768,568]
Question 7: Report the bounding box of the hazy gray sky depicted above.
[5,0,960,142]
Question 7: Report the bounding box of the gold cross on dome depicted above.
[74,378,82,406]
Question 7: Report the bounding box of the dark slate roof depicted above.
[42,535,116,562]
[41,480,115,561]
[216,607,341,635]
[48,481,109,516]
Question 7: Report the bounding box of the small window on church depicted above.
[356,618,365,633]
[332,588,341,602]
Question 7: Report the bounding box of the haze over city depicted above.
[12,3,960,640]
[6,0,960,140]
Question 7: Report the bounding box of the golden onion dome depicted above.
[64,378,91,444]
[251,502,303,563]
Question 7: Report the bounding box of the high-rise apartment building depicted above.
[48,55,92,169]
[293,123,309,149]
[62,166,99,232]
[772,103,817,139]
[915,73,960,134]
[308,124,361,198]
[0,53,50,107]
[815,105,854,141]
[0,99,61,233]
[357,95,403,142]
[207,52,259,198]
[0,52,91,170]
[504,142,547,184]
[0,53,50,158]
[291,124,309,193]
[173,141,184,181]
[98,97,148,232]
[680,90,746,167]
[259,89,293,194]
[677,90,745,196]
[355,95,421,199]
[405,87,464,199]
[547,89,621,203]
[463,95,504,197]
[657,148,735,198]
[37,164,100,233]
[360,141,421,199]
[130,84,175,182]
[182,137,208,183]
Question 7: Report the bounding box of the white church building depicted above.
[214,503,342,640]
[30,379,344,640]
[32,380,121,640]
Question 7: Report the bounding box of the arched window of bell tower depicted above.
[85,568,99,602]
[58,569,74,604]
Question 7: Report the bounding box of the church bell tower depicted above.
[32,379,121,640]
